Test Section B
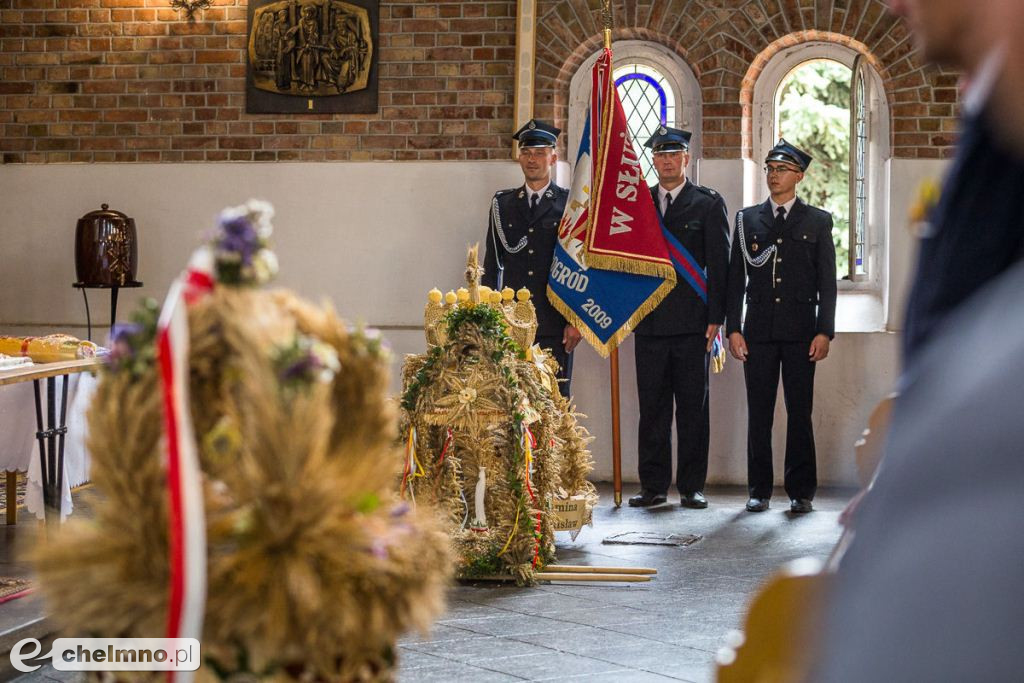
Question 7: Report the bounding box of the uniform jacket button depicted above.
[775,297,781,303]
[776,238,783,244]
[528,270,534,276]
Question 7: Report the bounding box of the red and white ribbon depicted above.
[157,249,214,682]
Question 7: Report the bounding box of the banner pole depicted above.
[610,347,623,507]
[601,0,621,510]
[602,0,612,49]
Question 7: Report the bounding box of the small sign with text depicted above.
[551,497,587,532]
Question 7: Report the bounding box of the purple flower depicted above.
[280,353,321,382]
[390,502,410,518]
[105,322,141,368]
[217,216,259,265]
[369,538,389,560]
[275,336,340,387]
[109,322,141,346]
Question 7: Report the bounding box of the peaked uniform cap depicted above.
[513,119,560,148]
[644,126,692,153]
[765,138,812,171]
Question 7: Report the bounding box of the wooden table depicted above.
[1,359,100,524]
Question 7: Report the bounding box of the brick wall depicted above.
[1,0,957,163]
[0,0,518,162]
[534,0,960,159]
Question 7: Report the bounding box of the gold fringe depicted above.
[583,251,678,281]
[546,277,676,358]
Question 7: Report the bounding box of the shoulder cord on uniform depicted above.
[491,195,528,258]
[489,197,504,277]
[736,210,781,289]
[736,210,775,268]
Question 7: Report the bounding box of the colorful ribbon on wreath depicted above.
[433,428,454,495]
[400,425,426,501]
[522,426,542,568]
[497,423,543,567]
[437,428,454,467]
[157,249,214,683]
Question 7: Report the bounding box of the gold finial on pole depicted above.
[602,0,612,49]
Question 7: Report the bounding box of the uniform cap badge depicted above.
[752,243,759,252]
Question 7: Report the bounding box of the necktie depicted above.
[530,193,539,210]
[774,205,787,233]
[664,191,673,214]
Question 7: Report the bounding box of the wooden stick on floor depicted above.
[546,564,657,575]
[534,572,651,583]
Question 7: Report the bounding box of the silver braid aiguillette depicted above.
[492,196,528,254]
[737,210,775,268]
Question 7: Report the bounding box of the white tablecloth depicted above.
[0,371,96,520]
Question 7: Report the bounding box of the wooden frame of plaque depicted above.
[245,0,378,114]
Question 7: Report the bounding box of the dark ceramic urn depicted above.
[74,203,141,287]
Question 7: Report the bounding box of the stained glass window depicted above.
[613,64,675,184]
[852,67,868,277]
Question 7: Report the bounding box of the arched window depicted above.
[614,64,676,184]
[568,41,701,182]
[751,41,890,331]
[850,55,870,281]
[774,58,854,279]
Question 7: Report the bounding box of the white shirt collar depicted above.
[526,181,551,201]
[660,178,687,203]
[963,44,1006,117]
[769,196,797,216]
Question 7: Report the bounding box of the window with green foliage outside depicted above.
[776,59,863,279]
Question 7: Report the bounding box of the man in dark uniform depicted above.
[725,139,836,514]
[891,0,1024,371]
[482,119,581,398]
[627,127,730,509]
[810,3,1024,678]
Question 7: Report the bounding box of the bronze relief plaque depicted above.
[246,0,378,114]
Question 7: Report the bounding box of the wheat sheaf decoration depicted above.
[34,200,452,682]
[399,247,596,586]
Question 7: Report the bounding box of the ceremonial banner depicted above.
[547,48,676,356]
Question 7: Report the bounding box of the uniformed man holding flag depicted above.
[628,127,730,509]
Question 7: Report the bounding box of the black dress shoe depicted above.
[790,498,813,514]
[681,492,708,509]
[628,491,668,507]
[745,497,770,512]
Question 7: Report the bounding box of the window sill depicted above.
[835,287,885,333]
[837,278,876,292]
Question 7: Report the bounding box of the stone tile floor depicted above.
[6,483,852,682]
